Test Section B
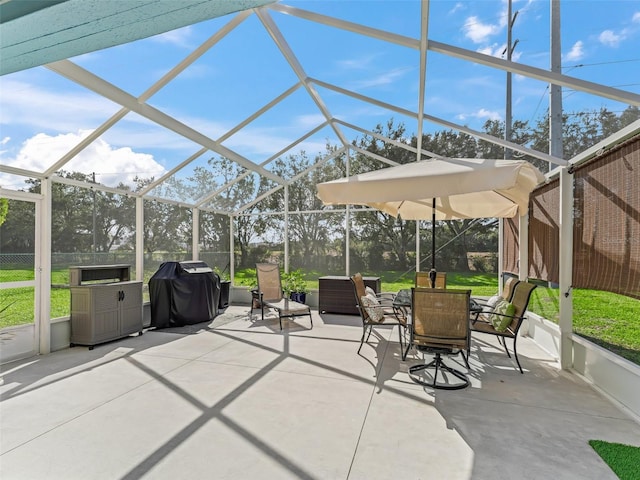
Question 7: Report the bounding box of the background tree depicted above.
[192,156,276,268]
[348,121,417,270]
[2,105,636,274]
[0,198,35,252]
[268,146,347,270]
[420,129,478,158]
[0,198,8,226]
[529,106,639,166]
[135,176,191,254]
[93,185,136,252]
[352,119,416,168]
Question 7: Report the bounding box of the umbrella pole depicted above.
[430,198,437,288]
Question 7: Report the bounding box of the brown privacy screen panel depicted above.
[528,179,560,284]
[502,216,519,275]
[573,135,640,299]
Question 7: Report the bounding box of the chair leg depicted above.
[397,325,405,358]
[460,349,470,369]
[365,324,373,342]
[512,337,523,374]
[357,324,369,354]
[501,337,512,358]
[408,353,470,390]
[402,329,411,360]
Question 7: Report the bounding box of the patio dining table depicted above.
[393,288,483,315]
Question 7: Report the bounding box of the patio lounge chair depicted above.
[470,281,537,373]
[350,273,407,357]
[407,287,471,389]
[415,271,447,289]
[254,263,312,330]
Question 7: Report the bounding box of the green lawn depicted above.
[2,268,638,365]
[529,286,640,364]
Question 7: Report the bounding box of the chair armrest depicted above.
[478,312,525,334]
[369,292,395,305]
[359,302,405,322]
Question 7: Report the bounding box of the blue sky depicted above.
[1,0,639,197]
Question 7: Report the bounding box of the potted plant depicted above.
[213,266,231,309]
[239,274,260,309]
[282,269,308,304]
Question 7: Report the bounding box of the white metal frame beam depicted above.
[46,60,284,185]
[311,77,567,166]
[270,3,640,107]
[44,11,253,180]
[256,9,351,148]
[197,120,331,207]
[415,0,429,163]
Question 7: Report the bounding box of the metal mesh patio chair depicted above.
[470,281,536,373]
[350,273,407,357]
[408,288,471,390]
[254,263,312,330]
[415,271,447,289]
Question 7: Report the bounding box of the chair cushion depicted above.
[365,286,376,297]
[490,299,516,332]
[361,294,383,322]
[483,294,502,313]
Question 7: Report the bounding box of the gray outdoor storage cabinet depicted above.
[70,265,143,349]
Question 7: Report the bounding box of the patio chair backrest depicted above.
[505,281,537,332]
[350,272,371,323]
[502,276,520,303]
[411,288,470,351]
[415,271,447,289]
[256,263,283,302]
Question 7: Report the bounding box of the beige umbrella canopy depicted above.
[316,158,545,221]
[316,158,545,275]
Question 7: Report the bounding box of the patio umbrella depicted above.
[316,158,545,280]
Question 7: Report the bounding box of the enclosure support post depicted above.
[559,167,574,370]
[284,185,289,273]
[37,179,52,355]
[498,218,504,295]
[549,0,563,172]
[518,213,528,282]
[415,222,420,273]
[192,207,199,261]
[136,197,144,282]
[229,216,235,284]
[345,205,350,277]
[345,148,351,276]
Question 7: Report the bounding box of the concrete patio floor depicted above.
[1,306,639,480]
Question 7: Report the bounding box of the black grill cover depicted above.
[149,261,221,329]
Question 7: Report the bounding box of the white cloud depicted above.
[564,41,585,61]
[2,131,166,189]
[0,78,118,133]
[152,25,194,48]
[477,43,504,57]
[463,16,501,43]
[337,54,379,70]
[448,3,465,15]
[633,12,640,23]
[351,67,413,89]
[337,59,363,69]
[294,114,327,128]
[477,43,521,60]
[457,108,502,122]
[598,29,623,47]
